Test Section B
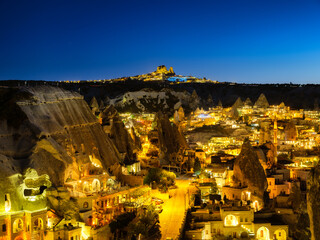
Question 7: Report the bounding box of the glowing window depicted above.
[224,214,238,226]
[4,194,11,212]
[33,218,43,231]
[13,218,23,233]
[92,179,101,192]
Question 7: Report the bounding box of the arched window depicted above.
[83,202,89,208]
[13,218,23,233]
[83,182,90,192]
[92,179,101,192]
[257,227,269,240]
[253,200,260,212]
[33,218,43,230]
[274,229,286,240]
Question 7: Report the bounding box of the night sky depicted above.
[1,0,320,83]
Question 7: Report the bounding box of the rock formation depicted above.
[154,112,188,163]
[207,95,214,108]
[156,65,175,76]
[190,90,200,110]
[230,105,239,119]
[178,106,185,121]
[244,98,253,106]
[109,114,141,162]
[254,93,269,108]
[156,65,168,73]
[99,104,118,126]
[233,139,267,201]
[99,99,105,111]
[232,97,243,109]
[113,88,193,114]
[279,102,286,108]
[260,142,276,168]
[307,163,320,240]
[104,96,110,106]
[47,187,80,220]
[99,104,141,163]
[169,66,175,75]
[0,86,121,187]
[173,110,180,124]
[0,156,50,212]
[90,96,99,114]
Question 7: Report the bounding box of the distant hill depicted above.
[1,66,320,111]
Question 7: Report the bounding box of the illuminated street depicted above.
[159,179,191,240]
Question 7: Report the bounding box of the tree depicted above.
[143,168,176,192]
[143,168,162,185]
[129,205,161,239]
[109,212,136,238]
[162,170,176,186]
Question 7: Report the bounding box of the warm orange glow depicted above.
[224,214,238,226]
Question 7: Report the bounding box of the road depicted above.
[158,179,191,240]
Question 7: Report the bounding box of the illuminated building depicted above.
[185,207,288,240]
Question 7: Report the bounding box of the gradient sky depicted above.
[1,0,320,83]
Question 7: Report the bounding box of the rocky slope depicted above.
[0,86,121,187]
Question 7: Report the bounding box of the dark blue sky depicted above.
[1,0,320,83]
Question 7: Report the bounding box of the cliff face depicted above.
[0,86,120,186]
[307,164,320,240]
[233,139,267,200]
